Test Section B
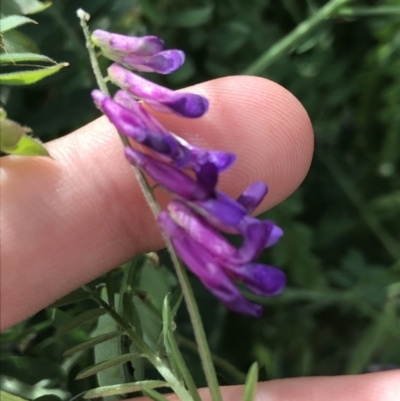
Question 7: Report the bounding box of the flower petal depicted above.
[92,30,164,56]
[167,200,236,259]
[125,148,214,200]
[109,63,209,118]
[173,134,235,172]
[234,219,273,263]
[239,264,286,297]
[158,212,263,317]
[190,191,247,233]
[237,182,268,213]
[91,89,108,111]
[122,50,185,74]
[265,223,284,248]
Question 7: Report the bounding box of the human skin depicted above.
[0,76,398,400]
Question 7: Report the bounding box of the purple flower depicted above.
[92,30,164,56]
[172,134,235,172]
[168,200,283,264]
[124,147,216,201]
[108,63,209,118]
[92,30,184,74]
[90,29,286,317]
[237,182,268,213]
[158,211,286,317]
[114,90,233,172]
[92,89,190,163]
[93,89,234,172]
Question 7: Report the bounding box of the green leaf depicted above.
[83,380,171,399]
[1,131,50,157]
[123,291,146,381]
[56,308,106,337]
[0,63,68,85]
[387,282,400,299]
[162,295,201,401]
[141,386,170,401]
[345,312,390,374]
[0,108,7,119]
[0,15,37,33]
[12,0,52,14]
[0,391,28,401]
[0,52,56,64]
[1,30,39,54]
[0,118,31,149]
[33,396,61,401]
[122,291,142,334]
[242,362,258,401]
[63,330,121,357]
[162,294,182,380]
[167,5,213,28]
[93,291,133,390]
[106,272,116,308]
[76,352,143,380]
[50,288,91,308]
[338,6,400,17]
[170,286,183,317]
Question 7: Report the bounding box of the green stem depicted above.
[244,0,352,75]
[82,285,194,401]
[78,9,109,96]
[165,249,223,401]
[338,6,400,17]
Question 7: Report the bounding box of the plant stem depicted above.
[164,246,223,401]
[77,9,109,96]
[82,285,194,401]
[338,6,400,17]
[244,0,352,75]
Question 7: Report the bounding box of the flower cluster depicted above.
[92,31,286,317]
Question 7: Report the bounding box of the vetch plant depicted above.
[71,8,286,401]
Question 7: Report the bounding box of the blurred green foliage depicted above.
[1,0,399,399]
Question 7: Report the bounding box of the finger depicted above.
[133,370,400,401]
[0,76,313,329]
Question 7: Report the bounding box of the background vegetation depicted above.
[1,0,399,400]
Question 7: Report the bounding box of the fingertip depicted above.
[155,75,314,211]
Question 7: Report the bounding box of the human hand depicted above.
[1,76,398,399]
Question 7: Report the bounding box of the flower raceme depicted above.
[91,30,286,317]
[92,29,185,74]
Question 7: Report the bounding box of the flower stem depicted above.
[244,0,353,75]
[163,243,224,401]
[82,285,194,401]
[77,9,109,96]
